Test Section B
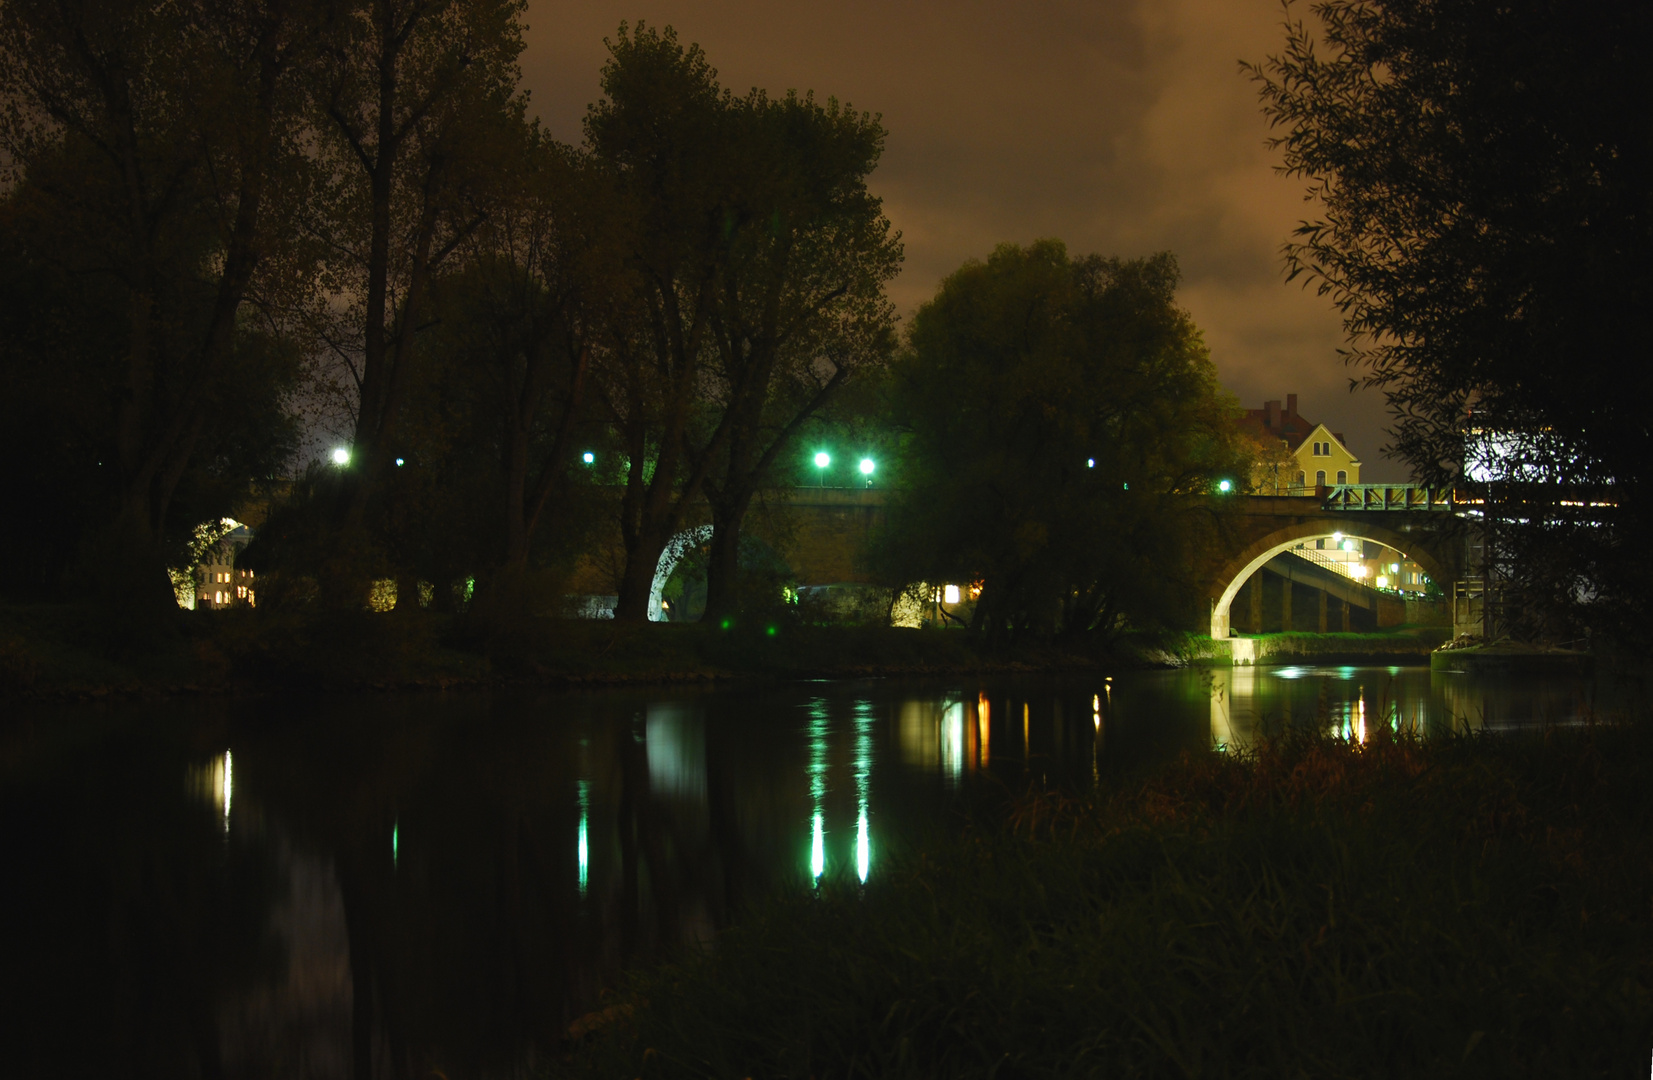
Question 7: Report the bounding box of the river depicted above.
[0,664,1631,1077]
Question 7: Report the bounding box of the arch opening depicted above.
[1209,522,1446,639]
[650,525,713,622]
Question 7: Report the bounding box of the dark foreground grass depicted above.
[562,722,1653,1078]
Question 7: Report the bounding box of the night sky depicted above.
[519,0,1406,479]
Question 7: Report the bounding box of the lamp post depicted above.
[814,451,830,488]
[859,457,875,488]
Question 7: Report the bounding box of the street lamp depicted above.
[858,457,875,488]
[814,451,830,487]
[331,447,350,466]
[582,451,595,465]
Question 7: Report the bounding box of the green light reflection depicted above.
[577,778,590,894]
[854,701,873,883]
[809,700,829,885]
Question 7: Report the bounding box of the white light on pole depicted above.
[331,447,350,466]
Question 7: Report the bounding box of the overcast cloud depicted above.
[522,0,1404,477]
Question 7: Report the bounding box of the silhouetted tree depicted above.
[1250,0,1653,640]
[584,25,900,622]
[0,0,323,612]
[875,242,1247,644]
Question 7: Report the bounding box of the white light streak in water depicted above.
[577,779,590,894]
[392,820,399,868]
[855,702,873,883]
[978,692,991,765]
[942,701,965,786]
[809,700,829,885]
[222,750,232,834]
[856,808,869,883]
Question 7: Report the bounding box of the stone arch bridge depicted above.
[641,485,1461,631]
[1203,487,1460,640]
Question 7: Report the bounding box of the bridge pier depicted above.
[1249,575,1262,633]
[1280,578,1293,632]
[1318,590,1328,633]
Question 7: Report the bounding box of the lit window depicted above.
[943,584,960,604]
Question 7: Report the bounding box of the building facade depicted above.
[1240,393,1362,494]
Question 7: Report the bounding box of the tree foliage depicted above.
[875,242,1246,643]
[584,25,899,621]
[1250,0,1653,640]
[0,0,321,610]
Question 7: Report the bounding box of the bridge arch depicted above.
[649,525,713,622]
[1209,520,1446,639]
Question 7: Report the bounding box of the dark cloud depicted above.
[523,0,1404,476]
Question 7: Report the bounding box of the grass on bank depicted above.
[562,720,1653,1078]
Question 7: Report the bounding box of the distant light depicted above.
[331,447,350,466]
[943,584,960,604]
[1343,540,1357,552]
[394,457,404,467]
[858,457,875,475]
[1087,458,1095,468]
[1375,575,1389,589]
[766,625,777,637]
[1218,479,1233,493]
[582,451,595,464]
[1332,531,1343,541]
[814,452,831,469]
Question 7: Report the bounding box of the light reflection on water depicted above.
[8,665,1633,1079]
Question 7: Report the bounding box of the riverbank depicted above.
[1,602,1153,698]
[563,718,1653,1077]
[0,604,1491,699]
[1177,627,1452,667]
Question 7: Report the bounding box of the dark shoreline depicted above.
[2,602,1483,702]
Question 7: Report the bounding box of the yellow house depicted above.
[1240,394,1361,494]
[1291,422,1361,490]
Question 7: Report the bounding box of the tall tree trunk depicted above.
[613,527,670,622]
[700,489,754,621]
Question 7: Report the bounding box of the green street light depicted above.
[858,457,875,487]
[814,451,830,487]
[1217,478,1233,493]
[582,451,595,465]
[331,447,350,466]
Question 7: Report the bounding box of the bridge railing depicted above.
[1321,483,1455,512]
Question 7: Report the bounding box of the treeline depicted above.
[0,2,1247,641]
[0,7,899,624]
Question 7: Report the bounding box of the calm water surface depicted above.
[0,665,1629,1077]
